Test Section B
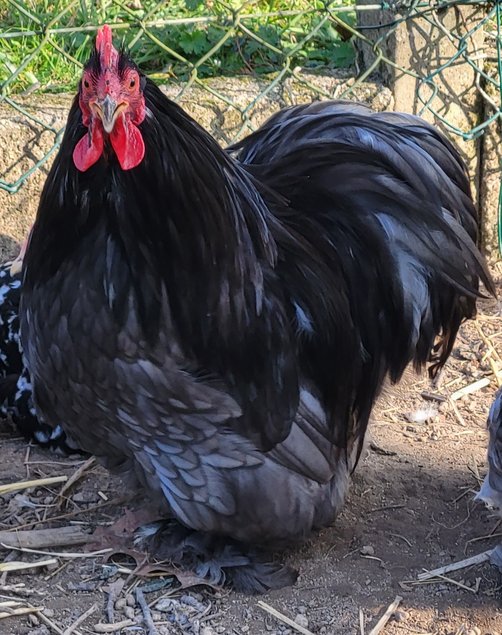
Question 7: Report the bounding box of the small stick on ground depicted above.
[0,559,57,573]
[106,590,115,624]
[37,609,65,635]
[0,476,67,496]
[359,608,365,635]
[136,587,159,635]
[490,519,502,535]
[257,601,315,635]
[450,377,491,401]
[45,560,71,581]
[449,398,466,426]
[0,526,91,551]
[93,620,136,633]
[62,602,98,635]
[0,605,43,620]
[0,600,25,609]
[58,457,96,501]
[453,487,477,504]
[417,549,493,581]
[389,533,413,548]
[0,551,16,585]
[24,446,31,479]
[421,391,447,402]
[367,595,402,635]
[0,583,37,597]
[465,531,502,547]
[4,544,110,560]
[426,571,478,593]
[104,578,125,624]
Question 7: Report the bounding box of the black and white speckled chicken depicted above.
[0,252,71,452]
[20,26,495,592]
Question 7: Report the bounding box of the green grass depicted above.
[0,0,355,94]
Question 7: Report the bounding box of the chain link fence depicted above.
[0,0,501,249]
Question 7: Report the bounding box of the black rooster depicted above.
[20,26,494,592]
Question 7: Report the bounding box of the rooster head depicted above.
[73,25,146,172]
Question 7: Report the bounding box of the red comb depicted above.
[96,25,118,69]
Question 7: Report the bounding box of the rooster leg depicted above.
[134,520,298,594]
[475,475,502,517]
[431,366,446,389]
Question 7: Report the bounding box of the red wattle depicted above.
[73,121,104,172]
[110,115,145,170]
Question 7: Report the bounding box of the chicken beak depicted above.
[95,95,121,133]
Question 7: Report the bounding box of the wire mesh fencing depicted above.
[0,0,501,249]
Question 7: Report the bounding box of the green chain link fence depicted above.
[1,0,501,247]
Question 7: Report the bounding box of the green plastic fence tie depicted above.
[499,164,502,258]
[496,0,502,256]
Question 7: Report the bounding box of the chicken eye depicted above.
[83,79,90,89]
[129,78,136,89]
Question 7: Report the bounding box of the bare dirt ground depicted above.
[0,270,501,635]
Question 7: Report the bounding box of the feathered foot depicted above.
[475,475,502,518]
[135,520,298,594]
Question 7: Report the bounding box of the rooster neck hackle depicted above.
[25,79,280,345]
